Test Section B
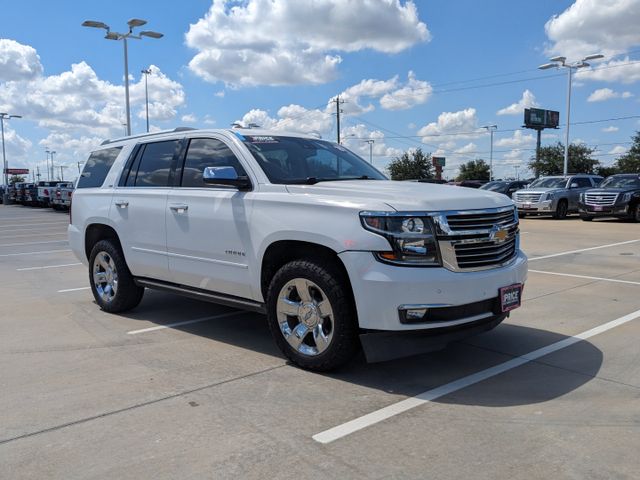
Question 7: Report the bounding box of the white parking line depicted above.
[17,263,82,271]
[0,240,68,247]
[312,308,640,444]
[529,239,640,261]
[529,269,640,286]
[127,311,246,335]
[0,232,67,240]
[0,249,72,257]
[58,287,90,293]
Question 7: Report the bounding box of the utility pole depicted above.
[482,125,497,181]
[141,68,151,132]
[335,96,344,144]
[1,112,22,204]
[49,150,56,180]
[514,165,520,180]
[36,165,41,181]
[77,162,83,174]
[364,139,374,163]
[59,165,68,181]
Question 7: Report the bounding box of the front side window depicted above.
[240,135,386,184]
[529,177,568,189]
[573,178,592,188]
[181,138,247,187]
[129,140,179,187]
[77,147,122,188]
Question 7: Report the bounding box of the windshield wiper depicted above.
[304,175,376,185]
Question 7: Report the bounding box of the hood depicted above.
[517,187,566,194]
[586,187,636,194]
[285,180,512,212]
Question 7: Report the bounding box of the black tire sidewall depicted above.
[266,259,359,371]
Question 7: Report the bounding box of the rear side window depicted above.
[180,138,247,187]
[129,140,179,187]
[77,147,122,188]
[574,178,592,188]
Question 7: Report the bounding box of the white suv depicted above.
[69,128,528,371]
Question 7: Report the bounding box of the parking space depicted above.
[1,206,639,479]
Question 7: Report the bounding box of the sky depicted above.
[1,0,639,182]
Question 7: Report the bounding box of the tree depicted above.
[9,175,25,184]
[595,165,619,177]
[457,159,490,181]
[387,148,434,181]
[528,142,599,176]
[614,131,640,173]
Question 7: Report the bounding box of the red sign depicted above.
[4,168,29,174]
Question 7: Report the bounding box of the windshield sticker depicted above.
[233,131,246,141]
[246,136,279,143]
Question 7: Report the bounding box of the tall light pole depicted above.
[141,68,151,133]
[82,19,163,136]
[363,139,375,163]
[482,124,497,181]
[539,53,604,176]
[1,113,22,203]
[45,149,52,181]
[514,165,520,180]
[48,150,56,180]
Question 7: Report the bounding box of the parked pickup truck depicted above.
[14,182,28,205]
[69,128,528,371]
[51,182,74,210]
[37,181,61,207]
[578,173,640,222]
[513,174,602,219]
[24,183,40,206]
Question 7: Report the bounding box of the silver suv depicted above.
[513,174,602,219]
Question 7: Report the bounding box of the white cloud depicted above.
[417,108,480,140]
[203,115,216,125]
[608,145,627,155]
[577,57,640,83]
[379,71,432,111]
[0,39,42,82]
[602,125,619,132]
[181,113,197,123]
[341,124,403,166]
[2,124,32,159]
[545,0,640,60]
[214,90,225,98]
[185,0,429,86]
[454,142,477,154]
[235,105,333,136]
[497,89,539,116]
[495,130,536,148]
[587,87,634,102]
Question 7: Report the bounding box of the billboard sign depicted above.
[432,156,446,167]
[4,168,29,175]
[524,108,559,129]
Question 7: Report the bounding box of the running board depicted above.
[134,278,266,314]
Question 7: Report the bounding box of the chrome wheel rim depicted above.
[276,278,334,357]
[93,251,118,303]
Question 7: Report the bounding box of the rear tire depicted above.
[89,239,144,313]
[518,212,527,219]
[553,200,568,219]
[266,259,359,371]
[632,203,640,222]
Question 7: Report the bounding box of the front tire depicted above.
[266,259,359,371]
[89,239,144,313]
[553,200,568,219]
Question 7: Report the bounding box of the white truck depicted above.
[69,128,527,371]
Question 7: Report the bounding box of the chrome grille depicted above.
[584,193,617,206]
[514,192,542,203]
[446,209,515,232]
[437,207,519,271]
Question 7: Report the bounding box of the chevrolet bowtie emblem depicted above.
[490,227,509,242]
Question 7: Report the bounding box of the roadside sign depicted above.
[432,156,446,167]
[524,108,559,129]
[4,168,29,174]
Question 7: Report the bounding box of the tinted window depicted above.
[132,140,178,187]
[181,138,247,187]
[573,178,592,188]
[77,147,122,188]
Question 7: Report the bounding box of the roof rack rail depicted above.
[100,126,198,145]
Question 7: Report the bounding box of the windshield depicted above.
[529,177,568,189]
[240,134,387,184]
[479,181,508,192]
[599,176,640,189]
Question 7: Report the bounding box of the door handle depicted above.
[169,204,189,213]
[115,200,129,209]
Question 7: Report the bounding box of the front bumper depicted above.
[578,201,629,217]
[514,199,554,213]
[338,249,527,331]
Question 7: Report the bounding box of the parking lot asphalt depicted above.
[1,205,639,479]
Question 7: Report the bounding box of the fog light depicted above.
[405,308,428,321]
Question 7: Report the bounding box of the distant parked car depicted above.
[14,182,31,205]
[7,184,17,203]
[480,180,529,198]
[51,182,74,210]
[578,174,640,222]
[513,174,602,219]
[37,181,60,208]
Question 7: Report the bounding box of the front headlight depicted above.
[360,213,441,266]
[580,192,585,202]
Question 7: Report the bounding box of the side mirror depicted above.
[570,182,579,188]
[203,166,251,190]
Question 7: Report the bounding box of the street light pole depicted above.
[141,68,151,132]
[1,113,22,204]
[482,124,497,181]
[50,151,56,180]
[82,19,163,137]
[539,53,604,176]
[514,165,520,180]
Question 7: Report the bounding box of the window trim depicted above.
[77,146,123,189]
[117,139,183,188]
